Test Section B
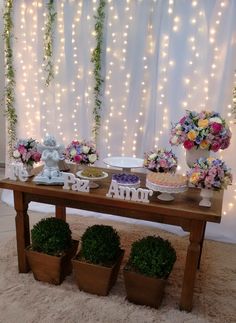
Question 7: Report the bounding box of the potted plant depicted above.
[123,235,176,308]
[169,110,232,167]
[143,148,178,173]
[72,224,124,296]
[12,138,42,176]
[25,217,78,285]
[188,157,232,207]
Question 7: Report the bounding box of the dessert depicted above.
[81,168,104,178]
[146,172,187,188]
[112,173,140,185]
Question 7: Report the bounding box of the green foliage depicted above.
[3,0,17,159]
[44,0,57,86]
[81,224,120,266]
[127,236,176,279]
[91,0,106,138]
[31,218,72,256]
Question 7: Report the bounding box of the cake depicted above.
[112,173,140,186]
[146,172,187,188]
[81,168,104,178]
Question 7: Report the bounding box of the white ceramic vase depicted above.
[186,147,210,168]
[199,188,213,207]
[23,164,34,177]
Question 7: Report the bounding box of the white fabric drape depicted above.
[2,0,236,243]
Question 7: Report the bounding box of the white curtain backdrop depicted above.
[2,0,236,243]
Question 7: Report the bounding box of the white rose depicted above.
[82,145,90,154]
[176,123,182,130]
[170,135,179,145]
[13,150,21,158]
[209,117,222,124]
[149,153,157,160]
[88,154,97,164]
[70,148,77,157]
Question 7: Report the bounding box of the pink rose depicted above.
[159,159,167,168]
[184,140,195,150]
[221,138,230,149]
[179,116,186,125]
[18,145,27,155]
[74,155,82,163]
[210,122,222,134]
[211,141,221,152]
[32,152,41,162]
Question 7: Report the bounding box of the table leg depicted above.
[14,191,30,273]
[180,220,205,312]
[197,222,206,269]
[55,205,66,221]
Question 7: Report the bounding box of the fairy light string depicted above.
[3,0,17,159]
[232,71,236,121]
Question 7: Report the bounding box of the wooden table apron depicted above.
[0,169,223,312]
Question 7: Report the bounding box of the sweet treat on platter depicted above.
[81,168,104,178]
[112,173,140,185]
[147,172,187,188]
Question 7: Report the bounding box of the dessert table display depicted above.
[0,165,224,312]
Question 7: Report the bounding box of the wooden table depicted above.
[0,168,223,312]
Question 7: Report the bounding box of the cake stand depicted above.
[103,156,144,172]
[76,170,108,189]
[146,179,188,201]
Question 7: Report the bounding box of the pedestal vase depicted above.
[186,147,210,168]
[199,188,213,207]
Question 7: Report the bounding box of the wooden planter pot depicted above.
[123,269,166,309]
[25,240,79,285]
[72,249,124,296]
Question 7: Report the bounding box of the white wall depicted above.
[0,0,6,166]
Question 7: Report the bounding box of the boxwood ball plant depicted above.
[31,217,72,256]
[127,235,176,279]
[81,224,121,266]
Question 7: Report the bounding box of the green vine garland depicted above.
[91,0,106,139]
[3,0,17,159]
[44,0,56,86]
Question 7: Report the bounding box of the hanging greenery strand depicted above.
[91,0,106,139]
[3,0,17,159]
[44,0,57,86]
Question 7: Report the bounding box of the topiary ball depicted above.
[81,224,121,265]
[128,235,176,279]
[31,217,72,256]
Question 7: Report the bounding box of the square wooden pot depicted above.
[123,269,166,309]
[25,240,79,285]
[72,249,124,296]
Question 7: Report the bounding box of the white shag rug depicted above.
[0,214,235,323]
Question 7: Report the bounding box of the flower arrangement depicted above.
[170,110,231,152]
[188,157,232,190]
[13,138,41,166]
[143,148,178,173]
[65,140,98,165]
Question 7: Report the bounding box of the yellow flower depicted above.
[198,119,209,128]
[206,157,214,164]
[200,140,210,149]
[187,130,197,141]
[190,172,200,184]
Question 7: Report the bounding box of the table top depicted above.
[0,167,223,224]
